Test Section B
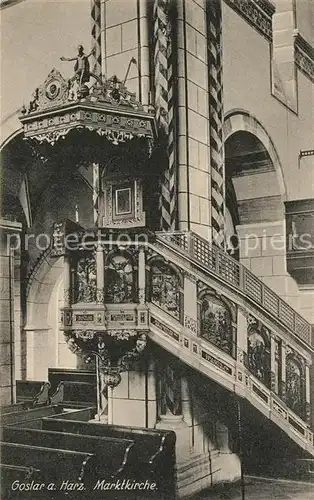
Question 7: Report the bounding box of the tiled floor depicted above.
[191,477,313,500]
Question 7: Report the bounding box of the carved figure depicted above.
[60,45,93,85]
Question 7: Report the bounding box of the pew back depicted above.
[0,402,26,414]
[48,368,96,394]
[0,442,96,484]
[50,381,96,408]
[0,464,43,500]
[0,405,63,426]
[42,418,176,465]
[16,380,50,407]
[2,426,135,476]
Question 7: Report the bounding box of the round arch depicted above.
[223,109,287,199]
[0,110,23,152]
[24,255,76,378]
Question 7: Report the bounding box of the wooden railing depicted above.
[156,231,312,347]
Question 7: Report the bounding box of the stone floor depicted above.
[190,477,313,500]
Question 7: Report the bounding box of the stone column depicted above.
[270,335,276,392]
[109,357,157,428]
[138,247,145,304]
[138,0,150,109]
[215,421,230,453]
[305,364,311,425]
[96,243,104,303]
[156,362,190,457]
[237,306,248,359]
[184,273,197,335]
[280,341,287,400]
[176,0,212,239]
[63,255,71,307]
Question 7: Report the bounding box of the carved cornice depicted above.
[19,70,157,146]
[294,33,314,83]
[224,0,274,41]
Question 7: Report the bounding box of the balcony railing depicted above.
[156,231,312,347]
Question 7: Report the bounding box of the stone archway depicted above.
[223,110,299,310]
[224,109,286,199]
[24,254,76,380]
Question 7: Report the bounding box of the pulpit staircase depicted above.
[148,231,314,458]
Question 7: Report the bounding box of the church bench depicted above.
[50,381,96,408]
[16,380,50,407]
[0,464,43,499]
[2,426,136,478]
[42,418,176,467]
[42,418,176,496]
[48,368,96,394]
[0,442,96,486]
[0,402,27,414]
[0,405,63,426]
[50,406,96,421]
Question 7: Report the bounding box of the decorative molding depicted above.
[184,314,197,334]
[201,349,233,375]
[150,316,180,342]
[20,70,156,146]
[224,0,274,41]
[96,288,104,304]
[184,271,197,284]
[63,288,71,305]
[102,178,146,228]
[109,312,135,322]
[294,33,314,84]
[138,288,145,305]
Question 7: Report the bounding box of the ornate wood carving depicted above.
[20,71,156,147]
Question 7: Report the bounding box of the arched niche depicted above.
[147,257,183,322]
[104,249,137,304]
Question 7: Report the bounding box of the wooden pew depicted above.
[0,464,43,500]
[42,418,176,497]
[0,402,27,414]
[16,380,50,407]
[0,442,96,487]
[1,405,63,427]
[43,418,175,466]
[48,368,96,394]
[50,381,96,408]
[49,406,96,421]
[2,426,136,479]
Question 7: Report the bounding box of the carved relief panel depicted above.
[285,349,305,418]
[74,253,97,303]
[149,259,182,321]
[105,251,136,304]
[247,316,271,388]
[197,286,236,357]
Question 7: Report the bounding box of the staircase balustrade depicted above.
[156,231,312,347]
[149,302,314,455]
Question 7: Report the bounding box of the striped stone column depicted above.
[153,0,177,231]
[93,163,100,225]
[207,0,225,247]
[91,0,102,76]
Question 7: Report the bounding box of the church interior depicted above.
[1,0,314,498]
